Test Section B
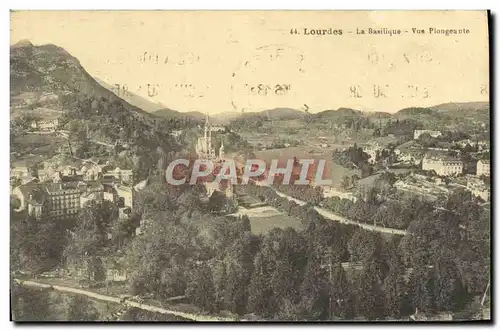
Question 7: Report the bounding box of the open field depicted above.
[254,146,361,189]
[11,133,67,166]
[249,214,303,235]
[230,205,302,235]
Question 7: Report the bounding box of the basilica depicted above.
[195,114,235,208]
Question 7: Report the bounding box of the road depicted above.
[15,279,237,322]
[265,185,408,236]
[56,130,115,148]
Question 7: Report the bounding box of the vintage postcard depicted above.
[10,10,490,322]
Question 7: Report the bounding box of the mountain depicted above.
[394,102,490,124]
[314,107,364,120]
[10,41,180,166]
[153,108,184,118]
[184,111,206,121]
[430,101,489,112]
[395,107,437,116]
[153,108,204,123]
[11,42,131,105]
[211,112,243,124]
[93,77,166,113]
[263,108,307,120]
[11,39,33,49]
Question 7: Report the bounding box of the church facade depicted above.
[195,114,236,211]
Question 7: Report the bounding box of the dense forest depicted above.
[12,171,490,320]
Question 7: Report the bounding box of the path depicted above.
[259,183,408,236]
[15,279,237,322]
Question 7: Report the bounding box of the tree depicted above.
[347,229,382,262]
[11,286,54,321]
[408,265,436,313]
[270,258,296,310]
[66,296,99,321]
[328,263,353,319]
[384,253,409,318]
[433,258,467,312]
[350,174,360,187]
[212,260,227,311]
[11,211,66,274]
[247,253,272,316]
[340,176,351,190]
[63,201,114,264]
[207,190,227,213]
[299,254,330,320]
[185,263,215,313]
[355,260,385,319]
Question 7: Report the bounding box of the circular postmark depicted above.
[230,44,308,113]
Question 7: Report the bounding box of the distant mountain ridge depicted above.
[93,77,167,113]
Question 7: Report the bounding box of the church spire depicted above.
[207,114,212,157]
[204,112,208,143]
[219,139,225,159]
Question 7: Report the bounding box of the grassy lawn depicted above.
[249,213,302,235]
[329,162,362,189]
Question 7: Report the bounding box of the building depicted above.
[477,159,490,177]
[12,181,42,212]
[26,188,48,219]
[414,129,442,140]
[80,191,104,208]
[394,141,425,166]
[10,166,31,181]
[105,167,134,184]
[45,181,104,220]
[396,150,425,166]
[114,183,134,210]
[30,118,59,132]
[13,178,104,220]
[196,114,217,159]
[104,258,128,282]
[422,153,463,176]
[195,114,235,201]
[209,125,226,133]
[170,130,183,138]
[393,175,445,201]
[135,218,153,236]
[362,142,383,164]
[467,177,490,202]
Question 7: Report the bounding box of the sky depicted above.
[10,10,490,114]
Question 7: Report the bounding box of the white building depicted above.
[195,115,234,201]
[10,166,33,184]
[467,177,490,202]
[209,125,226,133]
[362,142,383,164]
[30,119,59,132]
[114,184,134,210]
[106,167,133,183]
[477,159,490,177]
[80,191,104,208]
[422,154,463,176]
[414,130,442,140]
[196,114,217,159]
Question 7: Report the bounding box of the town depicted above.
[9,10,491,323]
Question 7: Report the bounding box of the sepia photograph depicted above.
[9,10,491,322]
